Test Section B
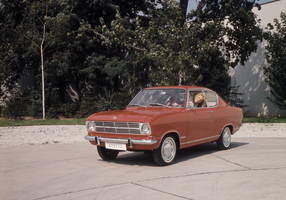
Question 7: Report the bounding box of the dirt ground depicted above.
[0,123,285,147]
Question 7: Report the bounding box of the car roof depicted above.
[144,86,210,90]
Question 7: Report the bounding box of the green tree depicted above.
[0,0,264,117]
[79,0,262,98]
[0,0,28,101]
[188,0,262,68]
[0,0,71,119]
[61,0,158,100]
[0,0,159,117]
[264,12,286,110]
[21,0,71,119]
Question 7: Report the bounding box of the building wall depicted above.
[229,0,286,117]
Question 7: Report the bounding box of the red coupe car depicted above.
[85,86,243,165]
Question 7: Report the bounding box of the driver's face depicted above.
[195,95,203,104]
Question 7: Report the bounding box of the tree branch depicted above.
[72,29,146,51]
[11,29,40,49]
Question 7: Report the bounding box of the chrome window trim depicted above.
[187,89,218,109]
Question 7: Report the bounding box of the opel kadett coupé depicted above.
[85,86,243,165]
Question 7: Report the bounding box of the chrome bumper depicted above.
[84,135,157,148]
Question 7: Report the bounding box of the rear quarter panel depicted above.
[212,98,243,136]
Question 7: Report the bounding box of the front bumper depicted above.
[84,135,157,148]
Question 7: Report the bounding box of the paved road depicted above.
[1,138,286,200]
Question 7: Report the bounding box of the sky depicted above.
[186,0,277,14]
[257,0,278,4]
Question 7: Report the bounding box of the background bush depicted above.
[2,93,27,120]
[26,90,42,118]
[46,105,59,119]
[58,103,78,118]
[0,105,2,117]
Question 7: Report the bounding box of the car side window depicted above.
[204,91,218,107]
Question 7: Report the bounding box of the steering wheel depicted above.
[165,96,184,107]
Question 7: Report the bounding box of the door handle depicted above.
[208,111,213,113]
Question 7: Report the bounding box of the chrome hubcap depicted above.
[161,137,176,163]
[223,127,231,147]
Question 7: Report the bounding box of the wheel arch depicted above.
[159,131,181,149]
[220,124,233,135]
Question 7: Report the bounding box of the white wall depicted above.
[229,0,286,117]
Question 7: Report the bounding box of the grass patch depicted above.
[0,118,86,127]
[242,117,286,123]
[1,117,286,127]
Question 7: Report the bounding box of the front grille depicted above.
[94,121,141,134]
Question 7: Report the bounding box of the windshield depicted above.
[128,88,186,108]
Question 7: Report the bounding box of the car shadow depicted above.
[100,141,249,166]
[100,151,157,166]
[175,141,249,163]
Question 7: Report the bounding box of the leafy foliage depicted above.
[78,0,262,98]
[0,0,263,118]
[26,90,42,118]
[264,12,286,110]
[2,91,27,120]
[58,103,78,118]
[0,0,73,119]
[61,0,157,100]
[0,0,31,101]
[46,105,59,119]
[75,87,133,118]
[188,0,262,67]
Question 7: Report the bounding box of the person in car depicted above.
[191,93,206,108]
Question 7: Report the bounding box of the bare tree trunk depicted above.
[179,70,182,86]
[41,24,46,120]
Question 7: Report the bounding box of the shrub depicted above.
[46,105,59,119]
[96,87,133,112]
[75,88,134,119]
[58,103,78,118]
[75,94,98,119]
[2,96,27,120]
[26,90,42,118]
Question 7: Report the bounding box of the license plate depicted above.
[105,143,127,151]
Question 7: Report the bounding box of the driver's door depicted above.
[186,108,213,147]
[185,90,214,147]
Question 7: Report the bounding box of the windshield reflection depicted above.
[129,89,186,108]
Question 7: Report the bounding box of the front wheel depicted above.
[97,146,119,161]
[217,126,231,150]
[153,135,177,166]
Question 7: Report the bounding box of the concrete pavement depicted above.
[1,137,286,200]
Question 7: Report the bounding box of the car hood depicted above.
[86,107,178,123]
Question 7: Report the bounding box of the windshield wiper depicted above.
[149,103,171,108]
[129,104,146,108]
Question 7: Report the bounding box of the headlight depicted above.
[86,121,96,132]
[140,123,151,135]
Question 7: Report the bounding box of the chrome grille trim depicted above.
[94,121,141,134]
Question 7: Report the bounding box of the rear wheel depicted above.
[97,146,119,160]
[217,126,231,150]
[153,135,177,166]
